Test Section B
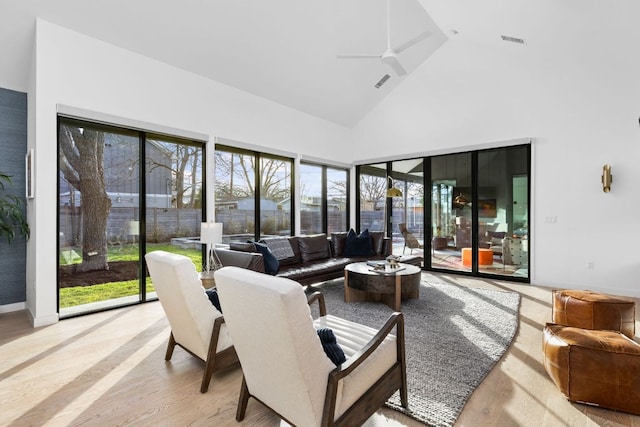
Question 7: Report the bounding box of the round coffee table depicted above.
[344,262,421,311]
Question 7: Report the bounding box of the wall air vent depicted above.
[375,74,391,89]
[501,35,526,45]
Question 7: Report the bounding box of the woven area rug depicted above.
[309,277,520,427]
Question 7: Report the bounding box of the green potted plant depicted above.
[0,172,29,242]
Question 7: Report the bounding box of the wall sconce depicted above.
[601,164,613,193]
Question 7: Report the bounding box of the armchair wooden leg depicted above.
[200,357,216,393]
[236,376,250,421]
[165,332,176,361]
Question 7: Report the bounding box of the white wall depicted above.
[27,20,351,326]
[351,36,640,297]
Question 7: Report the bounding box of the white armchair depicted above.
[145,250,237,393]
[215,266,407,426]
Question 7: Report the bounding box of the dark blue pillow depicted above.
[205,288,222,313]
[317,328,346,366]
[252,241,279,275]
[344,228,374,257]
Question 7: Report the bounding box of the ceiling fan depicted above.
[336,0,432,77]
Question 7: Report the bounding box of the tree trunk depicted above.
[78,190,111,272]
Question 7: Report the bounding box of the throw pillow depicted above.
[330,232,348,257]
[317,328,346,366]
[252,241,279,275]
[205,288,222,313]
[344,228,374,257]
[260,236,295,260]
[298,234,330,262]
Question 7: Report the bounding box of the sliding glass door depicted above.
[58,117,205,317]
[430,152,472,273]
[428,145,529,280]
[477,147,529,277]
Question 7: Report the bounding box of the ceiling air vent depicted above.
[501,35,526,45]
[375,74,391,89]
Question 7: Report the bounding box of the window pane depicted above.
[392,159,424,266]
[215,150,256,242]
[260,156,291,237]
[359,163,386,232]
[431,152,471,273]
[145,138,203,295]
[300,163,322,234]
[58,122,141,316]
[477,146,529,276]
[327,168,347,234]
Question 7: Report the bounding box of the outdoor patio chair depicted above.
[215,266,408,426]
[145,250,238,393]
[399,222,424,254]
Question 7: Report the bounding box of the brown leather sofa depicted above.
[215,231,420,286]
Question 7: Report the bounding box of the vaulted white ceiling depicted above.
[0,0,447,126]
[1,0,634,127]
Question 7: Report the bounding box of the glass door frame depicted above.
[426,145,530,282]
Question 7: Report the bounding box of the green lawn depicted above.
[59,243,202,309]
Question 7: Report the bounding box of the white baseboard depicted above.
[0,302,25,314]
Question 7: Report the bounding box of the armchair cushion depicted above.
[314,314,399,418]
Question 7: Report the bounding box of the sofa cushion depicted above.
[298,234,331,262]
[369,231,385,256]
[344,229,374,257]
[261,236,296,260]
[252,241,279,275]
[331,232,348,257]
[229,241,256,252]
[277,257,351,281]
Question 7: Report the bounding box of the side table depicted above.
[199,271,216,289]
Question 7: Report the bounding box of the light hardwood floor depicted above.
[1,273,639,427]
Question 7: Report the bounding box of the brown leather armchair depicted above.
[543,323,640,415]
[543,290,639,415]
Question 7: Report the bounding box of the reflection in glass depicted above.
[300,163,322,234]
[358,164,386,232]
[326,168,347,234]
[215,150,256,241]
[430,152,472,273]
[391,159,424,267]
[260,156,291,237]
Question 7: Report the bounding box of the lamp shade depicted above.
[385,176,403,198]
[201,222,223,244]
[386,187,403,198]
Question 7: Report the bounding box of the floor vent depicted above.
[375,74,391,89]
[501,35,526,45]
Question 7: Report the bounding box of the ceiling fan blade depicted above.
[386,57,407,76]
[336,54,382,59]
[392,30,432,54]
